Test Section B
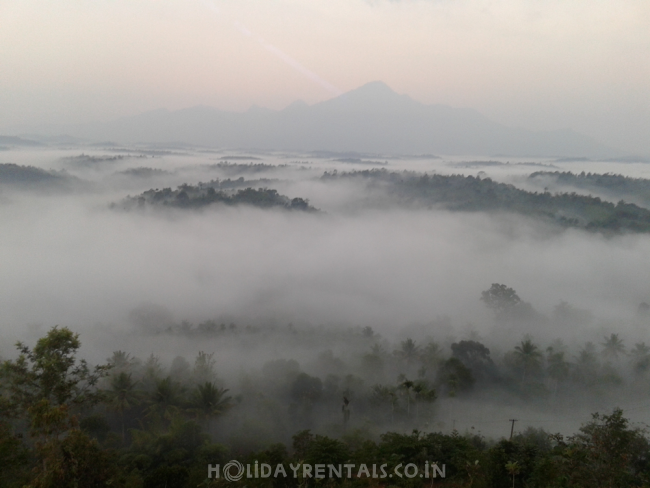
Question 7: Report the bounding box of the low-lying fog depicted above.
[2,145,650,439]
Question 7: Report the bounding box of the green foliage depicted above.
[1,326,110,414]
[0,421,30,488]
[116,184,318,212]
[437,358,475,397]
[480,283,522,318]
[547,408,650,487]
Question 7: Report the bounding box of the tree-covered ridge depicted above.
[323,169,650,232]
[529,171,650,207]
[61,153,149,169]
[114,182,317,212]
[0,163,81,190]
[207,161,289,175]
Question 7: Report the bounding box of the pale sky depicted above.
[1,0,649,153]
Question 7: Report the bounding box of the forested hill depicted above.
[114,183,317,212]
[323,169,650,233]
[528,171,650,208]
[0,163,82,190]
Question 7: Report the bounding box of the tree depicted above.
[107,350,138,375]
[451,340,496,382]
[395,338,419,372]
[146,376,184,423]
[630,342,650,374]
[0,326,110,436]
[601,333,626,361]
[0,326,111,485]
[555,409,650,487]
[505,460,520,488]
[189,382,232,433]
[546,348,570,395]
[437,358,475,396]
[398,377,415,416]
[192,351,216,385]
[481,284,521,316]
[513,339,542,384]
[370,385,398,424]
[574,342,600,386]
[105,372,141,442]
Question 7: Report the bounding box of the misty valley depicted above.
[3,145,650,487]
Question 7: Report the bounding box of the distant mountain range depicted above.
[5,82,618,157]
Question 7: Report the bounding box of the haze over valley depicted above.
[2,1,650,486]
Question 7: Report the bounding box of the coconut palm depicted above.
[601,333,625,361]
[513,339,542,383]
[189,381,232,433]
[395,338,419,372]
[146,376,183,422]
[574,342,600,386]
[107,351,138,374]
[546,348,570,396]
[505,461,520,488]
[398,377,415,416]
[192,351,216,385]
[106,372,141,442]
[630,342,650,374]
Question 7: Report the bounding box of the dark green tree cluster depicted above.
[115,184,316,211]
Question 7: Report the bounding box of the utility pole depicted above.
[509,419,518,440]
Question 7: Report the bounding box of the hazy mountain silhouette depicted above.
[11,81,617,157]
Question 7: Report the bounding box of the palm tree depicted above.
[574,342,599,386]
[546,348,570,396]
[412,380,436,422]
[370,385,398,424]
[630,342,650,374]
[146,376,183,423]
[420,342,441,369]
[106,372,141,442]
[601,333,625,361]
[513,339,542,384]
[192,351,216,385]
[396,339,419,372]
[107,351,137,374]
[399,378,415,416]
[505,461,520,488]
[189,382,232,433]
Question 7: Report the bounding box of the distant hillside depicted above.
[13,82,617,158]
[0,135,42,147]
[324,169,650,233]
[528,171,650,208]
[0,163,82,190]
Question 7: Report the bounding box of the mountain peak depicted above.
[315,80,416,113]
[351,80,396,95]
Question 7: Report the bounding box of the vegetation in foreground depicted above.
[3,307,650,487]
